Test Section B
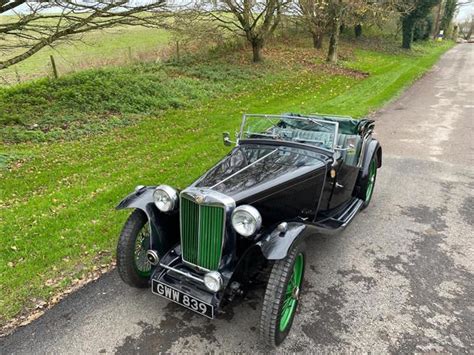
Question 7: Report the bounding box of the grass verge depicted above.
[0,40,454,326]
[0,61,271,143]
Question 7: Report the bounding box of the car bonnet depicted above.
[191,143,327,201]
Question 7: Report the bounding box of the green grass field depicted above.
[0,38,453,326]
[0,25,170,85]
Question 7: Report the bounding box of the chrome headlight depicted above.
[231,205,262,237]
[153,185,178,212]
[204,271,223,292]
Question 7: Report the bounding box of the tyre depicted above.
[260,242,306,347]
[361,155,377,209]
[116,209,152,288]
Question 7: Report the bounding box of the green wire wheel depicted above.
[260,242,306,347]
[117,209,153,288]
[133,222,152,278]
[362,156,378,209]
[278,253,304,332]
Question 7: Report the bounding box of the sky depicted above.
[456,1,474,22]
[3,0,474,22]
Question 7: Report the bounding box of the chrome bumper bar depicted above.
[159,262,205,284]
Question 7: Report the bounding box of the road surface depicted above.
[1,44,473,354]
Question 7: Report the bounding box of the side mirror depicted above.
[222,132,232,146]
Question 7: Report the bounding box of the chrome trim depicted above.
[357,132,371,168]
[338,198,359,221]
[341,199,364,227]
[277,222,288,233]
[309,112,374,168]
[310,112,353,119]
[239,138,334,155]
[240,114,248,144]
[179,187,235,270]
[153,185,179,212]
[181,187,236,209]
[305,114,339,151]
[231,205,262,237]
[210,148,278,189]
[204,271,223,292]
[159,262,205,284]
[134,185,145,192]
[146,250,160,266]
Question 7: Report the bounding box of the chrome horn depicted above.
[146,250,159,266]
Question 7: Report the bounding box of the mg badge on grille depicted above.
[195,195,205,204]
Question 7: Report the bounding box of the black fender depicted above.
[355,139,382,198]
[361,138,382,174]
[116,187,179,257]
[257,222,308,260]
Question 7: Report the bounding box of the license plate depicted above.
[152,280,214,319]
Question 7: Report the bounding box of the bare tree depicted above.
[203,0,290,62]
[0,0,169,70]
[458,15,473,39]
[296,0,329,49]
[325,0,373,63]
[325,0,345,63]
[324,0,398,63]
[350,1,396,38]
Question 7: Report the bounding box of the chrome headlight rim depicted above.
[203,271,223,292]
[231,205,262,237]
[153,185,179,212]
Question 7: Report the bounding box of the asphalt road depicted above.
[1,44,473,354]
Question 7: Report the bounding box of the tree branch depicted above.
[0,0,168,70]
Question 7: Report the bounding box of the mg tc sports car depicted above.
[115,113,382,346]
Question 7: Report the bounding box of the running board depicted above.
[311,198,364,235]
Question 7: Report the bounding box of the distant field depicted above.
[0,22,171,85]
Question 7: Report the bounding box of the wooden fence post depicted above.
[176,41,180,61]
[50,55,59,79]
[14,66,21,83]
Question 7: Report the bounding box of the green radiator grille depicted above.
[180,196,225,270]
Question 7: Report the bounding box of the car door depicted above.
[328,136,361,209]
[329,162,359,209]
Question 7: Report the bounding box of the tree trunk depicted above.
[402,15,415,49]
[312,32,323,49]
[339,23,345,34]
[354,24,362,38]
[440,0,457,36]
[432,3,442,40]
[327,16,340,63]
[251,40,263,63]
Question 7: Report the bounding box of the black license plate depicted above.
[152,280,214,319]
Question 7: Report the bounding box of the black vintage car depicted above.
[116,113,382,346]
